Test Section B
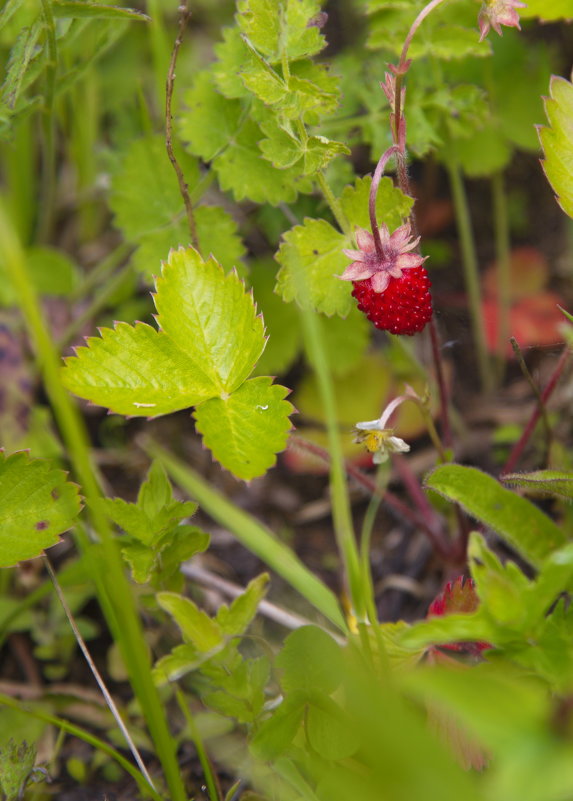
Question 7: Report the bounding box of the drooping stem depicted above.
[502,345,570,475]
[369,145,400,256]
[165,0,200,251]
[446,155,493,393]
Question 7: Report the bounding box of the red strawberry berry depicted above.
[351,265,432,336]
[339,222,433,336]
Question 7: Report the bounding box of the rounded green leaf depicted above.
[276,626,344,695]
[0,452,82,567]
[193,377,293,480]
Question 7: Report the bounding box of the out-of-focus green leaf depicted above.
[217,574,269,635]
[276,626,344,695]
[425,464,565,567]
[157,592,223,651]
[52,1,150,20]
[539,75,573,220]
[502,469,573,500]
[0,452,82,567]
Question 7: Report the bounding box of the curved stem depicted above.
[369,145,400,256]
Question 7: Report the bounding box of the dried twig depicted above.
[165,1,200,251]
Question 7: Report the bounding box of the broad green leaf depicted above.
[275,218,351,316]
[52,1,149,20]
[250,695,305,760]
[539,76,573,219]
[193,377,293,480]
[217,573,269,635]
[399,610,495,651]
[520,0,573,19]
[110,135,201,240]
[306,696,359,761]
[276,626,343,695]
[179,72,243,162]
[449,119,511,177]
[213,26,252,99]
[132,205,246,279]
[237,0,325,63]
[302,137,350,175]
[154,248,265,394]
[0,246,78,305]
[502,469,573,501]
[341,175,414,232]
[157,591,223,652]
[179,73,310,204]
[425,464,565,568]
[309,307,370,377]
[62,321,220,416]
[0,452,82,567]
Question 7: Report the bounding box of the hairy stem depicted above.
[166,1,199,251]
[369,145,400,256]
[502,345,570,475]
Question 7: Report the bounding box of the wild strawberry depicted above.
[339,223,433,336]
[351,266,432,336]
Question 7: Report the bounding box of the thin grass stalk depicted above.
[37,0,58,242]
[446,157,492,393]
[492,170,511,380]
[175,687,221,801]
[0,204,187,801]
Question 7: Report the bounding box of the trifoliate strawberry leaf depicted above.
[62,322,220,416]
[179,72,310,204]
[237,0,325,64]
[154,248,265,394]
[539,76,573,220]
[0,451,82,567]
[194,377,293,481]
[275,177,413,316]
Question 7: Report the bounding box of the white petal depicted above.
[387,436,410,454]
[371,271,390,293]
[395,253,424,271]
[340,262,376,282]
[343,249,367,261]
[355,418,384,431]
[355,228,375,251]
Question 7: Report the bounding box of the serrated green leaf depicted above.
[259,120,303,169]
[52,1,149,20]
[469,533,530,628]
[62,321,220,416]
[399,610,495,651]
[302,136,350,175]
[158,591,223,651]
[276,626,343,695]
[502,469,573,501]
[110,135,200,239]
[449,120,511,177]
[237,0,325,63]
[217,573,269,635]
[214,116,311,205]
[340,175,414,232]
[539,76,573,219]
[213,27,252,99]
[132,205,245,280]
[0,452,82,567]
[137,460,173,517]
[121,540,156,583]
[425,464,565,568]
[275,218,351,316]
[155,248,265,394]
[193,377,293,480]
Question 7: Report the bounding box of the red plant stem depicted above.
[369,145,400,256]
[289,436,451,560]
[502,345,571,475]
